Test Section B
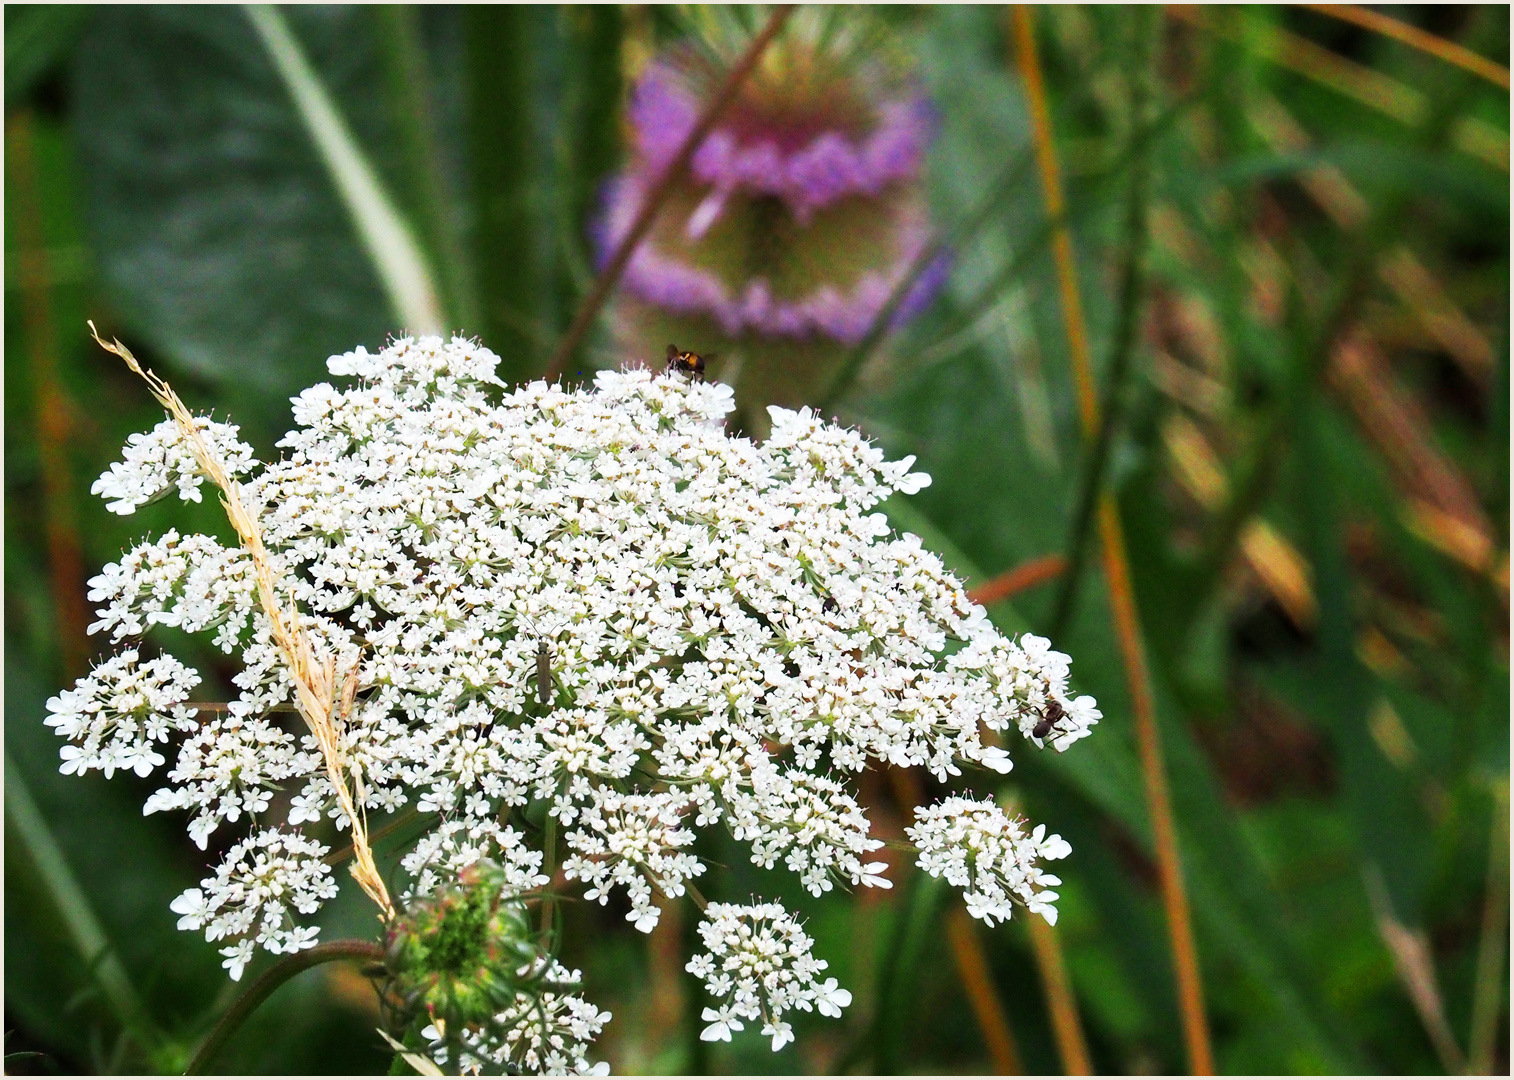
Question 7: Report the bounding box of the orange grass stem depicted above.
[544,5,793,383]
[946,906,1023,1074]
[1303,4,1510,90]
[1097,499,1212,1074]
[1011,7,1214,1073]
[968,554,1067,607]
[1026,908,1095,1076]
[7,111,89,680]
[1012,9,1098,433]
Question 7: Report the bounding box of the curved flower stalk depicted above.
[54,334,1097,1070]
[599,8,949,433]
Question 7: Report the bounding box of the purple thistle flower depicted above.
[600,174,936,345]
[631,62,936,225]
[600,16,950,428]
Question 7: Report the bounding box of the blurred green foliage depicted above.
[5,4,1507,1075]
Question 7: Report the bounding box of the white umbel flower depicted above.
[90,416,255,514]
[169,829,338,979]
[687,901,850,1048]
[56,334,1101,1063]
[44,648,200,778]
[907,796,1072,926]
[420,962,612,1076]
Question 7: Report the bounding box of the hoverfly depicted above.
[666,343,713,380]
[1032,697,1066,741]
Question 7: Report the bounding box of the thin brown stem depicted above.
[1303,4,1510,89]
[967,554,1067,607]
[8,111,89,680]
[1099,498,1212,1074]
[1011,7,1098,435]
[645,891,688,1065]
[946,906,1023,1074]
[543,5,794,383]
[1026,909,1095,1075]
[1012,8,1214,1073]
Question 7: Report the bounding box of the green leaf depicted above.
[5,4,93,107]
[71,7,410,397]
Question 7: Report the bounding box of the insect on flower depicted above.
[665,343,712,380]
[1032,698,1066,741]
[535,639,554,707]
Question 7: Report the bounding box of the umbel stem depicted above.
[184,939,385,1074]
[88,323,396,923]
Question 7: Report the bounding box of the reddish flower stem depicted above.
[543,5,795,383]
[967,554,1066,607]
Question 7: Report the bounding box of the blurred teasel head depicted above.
[599,7,947,434]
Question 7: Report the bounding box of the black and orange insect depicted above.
[1032,697,1066,740]
[666,343,713,380]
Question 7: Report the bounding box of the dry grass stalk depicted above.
[1303,4,1511,90]
[1364,867,1467,1073]
[1329,333,1494,555]
[87,322,396,922]
[945,906,1023,1074]
[1013,8,1215,1071]
[1172,7,1508,170]
[1163,414,1318,628]
[1248,94,1496,385]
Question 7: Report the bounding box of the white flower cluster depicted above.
[561,789,703,932]
[44,648,200,778]
[86,530,257,653]
[169,829,339,979]
[687,901,852,1051]
[907,796,1072,926]
[51,335,1101,1062]
[90,416,255,514]
[986,634,1102,752]
[398,818,547,901]
[424,961,612,1075]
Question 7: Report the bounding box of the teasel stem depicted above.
[1010,8,1215,1075]
[8,111,89,680]
[1026,905,1095,1076]
[88,324,396,924]
[184,939,385,1075]
[945,906,1023,1074]
[543,4,795,383]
